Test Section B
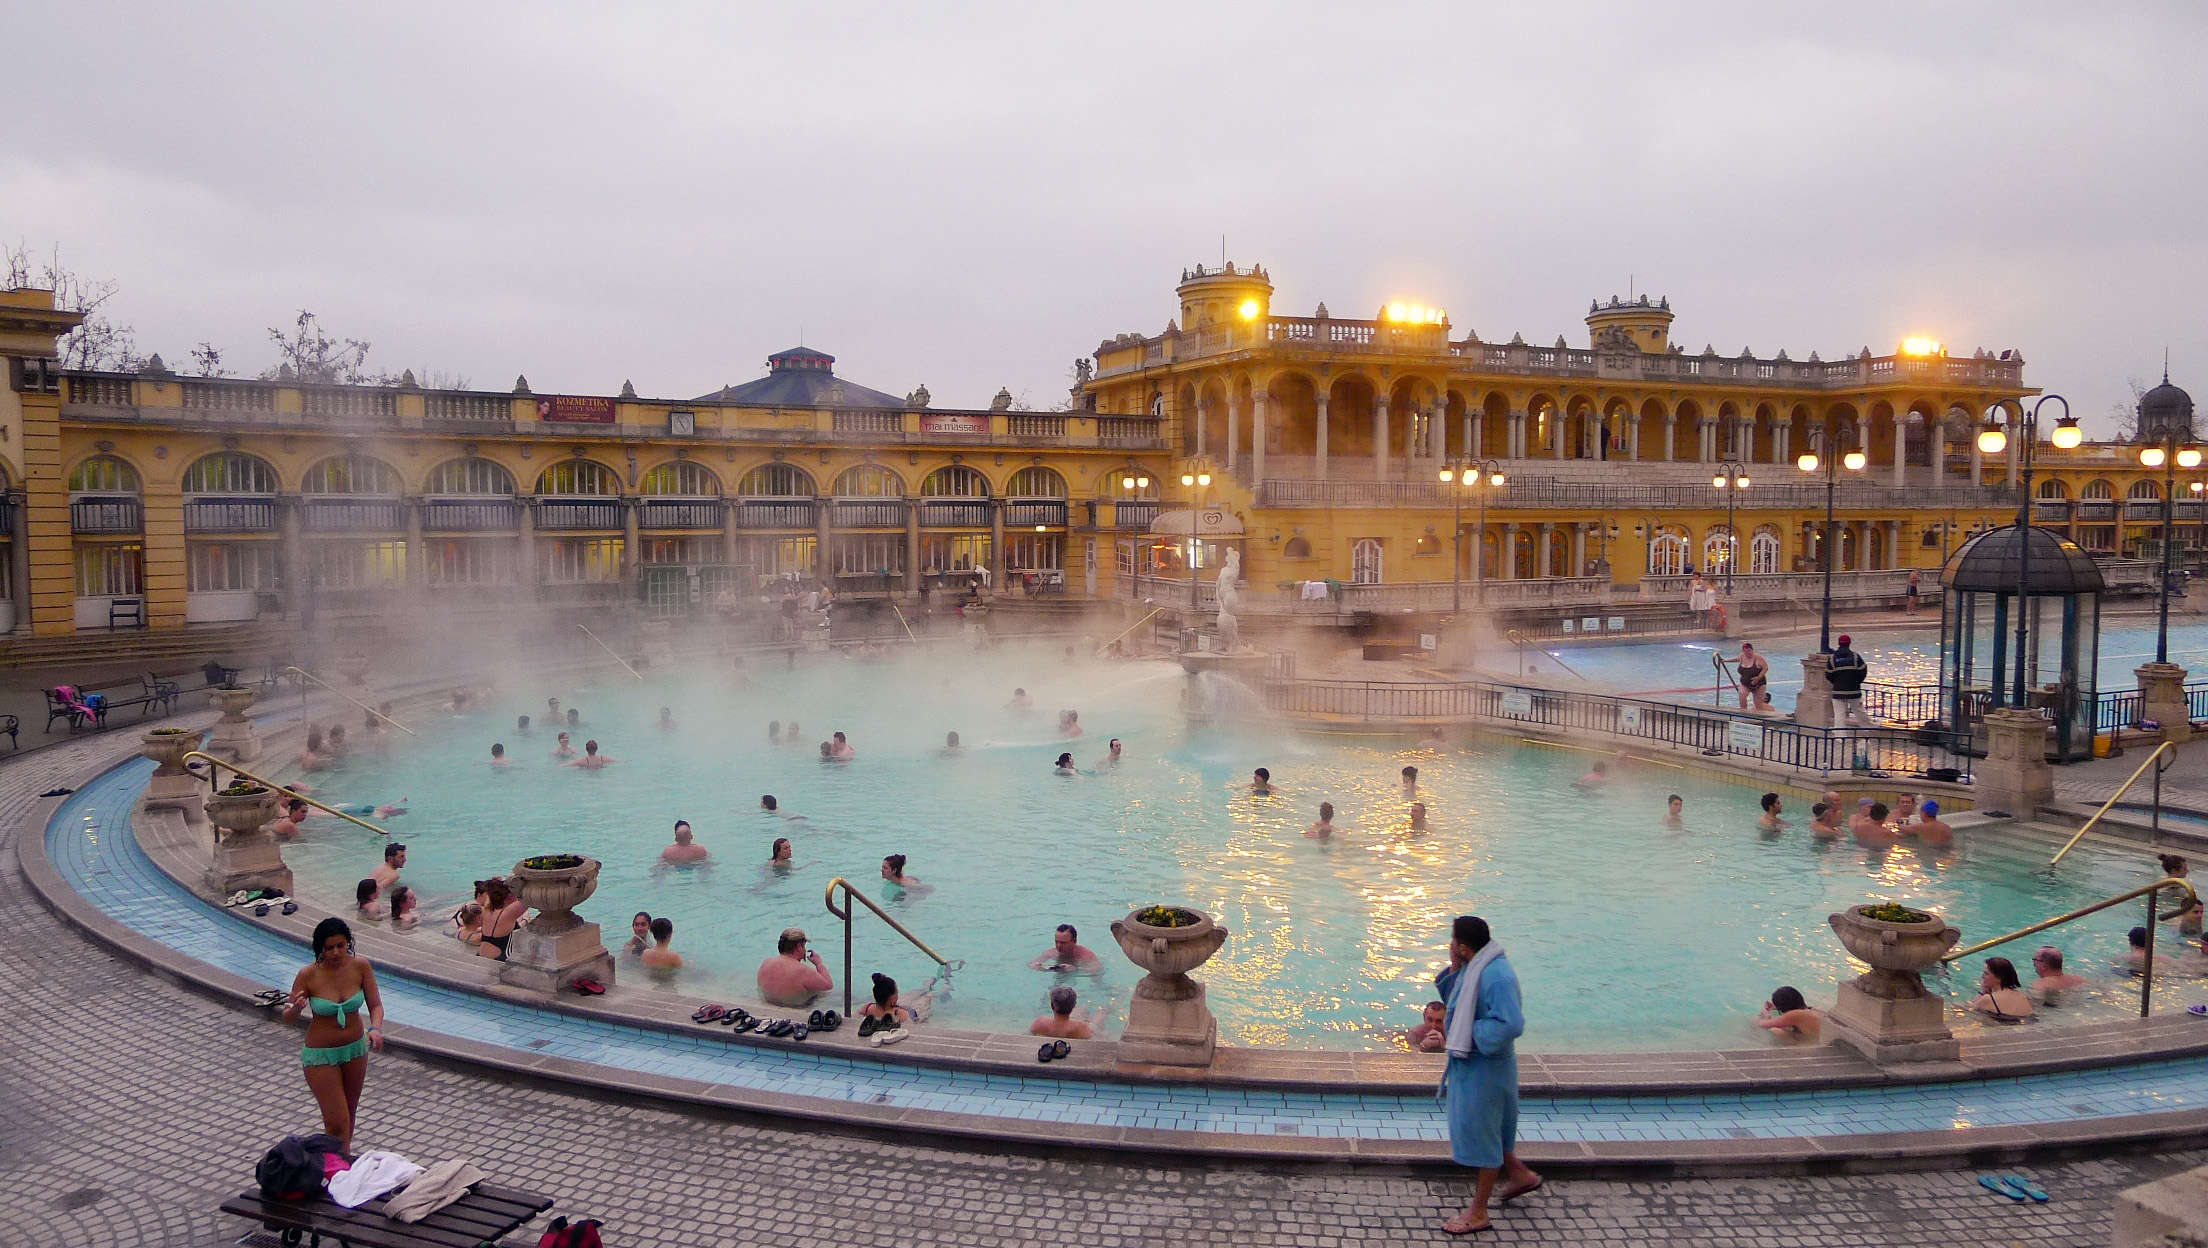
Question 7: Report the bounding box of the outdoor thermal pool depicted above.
[271,643,2175,1052]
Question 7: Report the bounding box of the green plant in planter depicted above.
[1861,902,1932,923]
[522,854,585,871]
[150,727,191,735]
[217,782,267,798]
[1135,905,1199,929]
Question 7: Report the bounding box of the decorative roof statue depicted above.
[906,383,932,410]
[1073,359,1092,385]
[1314,302,1329,319]
[513,374,531,393]
[620,380,637,399]
[990,387,1014,412]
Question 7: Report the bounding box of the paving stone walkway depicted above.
[0,726,2199,1246]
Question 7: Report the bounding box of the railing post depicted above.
[843,883,854,1020]
[2144,885,2159,1019]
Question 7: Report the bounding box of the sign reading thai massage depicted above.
[537,395,617,424]
[918,413,988,435]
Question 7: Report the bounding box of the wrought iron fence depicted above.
[534,499,624,530]
[182,498,277,533]
[732,499,816,528]
[70,496,142,534]
[640,500,722,529]
[300,500,403,532]
[422,500,521,531]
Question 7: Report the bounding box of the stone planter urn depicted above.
[499,854,614,994]
[1111,904,1230,1066]
[335,654,370,688]
[201,783,291,899]
[141,727,203,817]
[1825,903,1964,1065]
[204,685,260,764]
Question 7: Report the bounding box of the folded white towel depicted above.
[326,1150,423,1209]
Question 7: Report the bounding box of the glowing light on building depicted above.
[1900,337,1943,357]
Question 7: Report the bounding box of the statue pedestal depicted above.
[1978,707,2054,816]
[1119,980,1220,1067]
[1825,979,1960,1064]
[2138,662,2193,744]
[1795,653,1833,727]
[1721,595,1747,639]
[205,687,261,764]
[205,830,292,898]
[499,915,615,994]
[141,729,203,822]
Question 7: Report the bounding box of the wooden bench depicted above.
[220,1181,554,1248]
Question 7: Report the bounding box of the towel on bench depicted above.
[327,1150,422,1208]
[382,1158,485,1223]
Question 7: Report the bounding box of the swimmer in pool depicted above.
[1028,923,1102,973]
[639,917,683,977]
[1099,738,1122,766]
[1808,802,1844,840]
[565,708,584,729]
[659,819,709,865]
[1054,752,1078,775]
[943,731,962,753]
[1249,767,1274,796]
[830,731,856,760]
[547,697,560,720]
[1007,688,1033,710]
[623,911,652,959]
[1574,761,1609,789]
[1408,801,1428,832]
[516,715,531,735]
[1401,765,1418,795]
[551,731,577,760]
[1059,709,1084,737]
[881,853,931,895]
[785,721,801,744]
[1900,799,1954,848]
[562,739,617,769]
[1663,795,1685,829]
[658,707,677,731]
[1757,792,1787,833]
[1307,801,1337,839]
[489,743,508,768]
[768,720,781,743]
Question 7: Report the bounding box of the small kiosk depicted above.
[1939,524,2103,762]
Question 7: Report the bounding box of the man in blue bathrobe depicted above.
[1436,914,1543,1235]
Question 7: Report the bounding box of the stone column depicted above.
[1194,398,1209,457]
[814,495,833,585]
[1553,410,1566,460]
[722,499,741,571]
[1796,652,1834,727]
[7,489,26,635]
[279,495,304,619]
[1854,417,1869,471]
[1979,706,2055,815]
[2007,434,2020,487]
[1251,392,1268,485]
[518,498,538,605]
[1662,414,1676,462]
[404,498,425,595]
[620,496,642,595]
[1537,522,1555,577]
[990,497,1007,593]
[1373,390,1390,480]
[1502,523,1519,580]
[1969,436,1983,487]
[1508,410,1526,459]
[1892,417,1907,489]
[1626,417,1640,461]
[1313,391,1330,481]
[903,496,920,595]
[1571,523,1587,579]
[1775,422,1791,465]
[1465,410,1478,462]
[2138,661,2193,744]
[1225,394,1241,476]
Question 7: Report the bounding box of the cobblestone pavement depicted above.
[0,735,2201,1247]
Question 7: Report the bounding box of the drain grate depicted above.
[51,1188,104,1212]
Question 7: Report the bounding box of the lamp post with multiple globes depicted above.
[1796,436,1868,653]
[1179,471,1212,621]
[1438,458,1505,613]
[1973,397,2081,707]
[1711,460,1749,597]
[2131,421,2202,664]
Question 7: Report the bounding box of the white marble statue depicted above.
[1215,549,1243,652]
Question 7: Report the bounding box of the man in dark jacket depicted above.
[1828,633,1872,727]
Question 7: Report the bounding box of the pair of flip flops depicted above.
[253,989,290,1009]
[856,1015,907,1045]
[692,1004,728,1024]
[252,900,300,917]
[1036,1040,1072,1063]
[569,978,606,996]
[757,1017,804,1039]
[807,1009,842,1032]
[1978,1174,2050,1203]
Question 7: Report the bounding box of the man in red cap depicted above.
[1828,634,1872,727]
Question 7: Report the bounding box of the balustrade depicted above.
[918,500,991,528]
[421,499,521,531]
[300,499,403,532]
[640,500,722,529]
[533,498,624,530]
[182,498,278,533]
[1004,500,1066,528]
[425,392,510,421]
[829,499,905,528]
[732,499,815,528]
[70,495,142,534]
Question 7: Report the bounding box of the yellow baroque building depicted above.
[0,269,2197,639]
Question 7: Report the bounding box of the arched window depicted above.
[640,461,719,496]
[535,460,620,495]
[2037,478,2070,499]
[1648,527,1688,576]
[2129,479,2162,500]
[302,454,401,495]
[1283,536,1313,559]
[1414,534,1441,556]
[424,457,515,495]
[1351,538,1383,584]
[736,464,814,496]
[68,455,140,493]
[2082,479,2116,499]
[1750,528,1782,575]
[1702,527,1736,575]
[1005,466,1067,498]
[180,452,275,494]
[921,466,990,497]
[834,465,903,497]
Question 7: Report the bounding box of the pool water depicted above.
[275,644,2173,1052]
[1516,619,2208,711]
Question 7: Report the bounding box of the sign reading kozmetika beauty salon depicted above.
[537,395,617,424]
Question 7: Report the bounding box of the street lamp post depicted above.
[1976,397,2080,707]
[2135,426,2202,664]
[1179,471,1212,630]
[1439,457,1505,613]
[1796,433,1869,653]
[1712,460,1749,597]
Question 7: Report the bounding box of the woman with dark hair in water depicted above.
[476,878,524,959]
[281,917,385,1154]
[1755,986,1821,1041]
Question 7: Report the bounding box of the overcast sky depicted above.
[4,3,2203,432]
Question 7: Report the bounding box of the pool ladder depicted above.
[824,877,951,1021]
[1940,874,2196,1018]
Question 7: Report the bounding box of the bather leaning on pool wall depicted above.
[253,639,2175,1052]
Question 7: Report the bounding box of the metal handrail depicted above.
[1097,607,1165,657]
[1503,629,1588,682]
[283,667,416,735]
[887,599,919,644]
[824,876,949,1019]
[1940,875,2198,1018]
[1712,651,1740,708]
[2049,741,2176,866]
[575,623,644,681]
[182,750,396,839]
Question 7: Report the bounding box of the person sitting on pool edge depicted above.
[1031,985,1107,1040]
[757,927,834,1007]
[1755,986,1821,1042]
[640,917,682,977]
[1029,924,1101,972]
[659,819,709,865]
[2029,946,2091,1004]
[858,972,935,1039]
[1968,956,2034,1022]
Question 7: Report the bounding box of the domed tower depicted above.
[1585,294,1674,353]
[2136,371,2195,443]
[1176,262,1272,332]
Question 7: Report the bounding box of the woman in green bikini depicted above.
[281,918,385,1154]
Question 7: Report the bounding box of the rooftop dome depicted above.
[1941,524,2104,595]
[2138,373,2195,443]
[693,347,905,409]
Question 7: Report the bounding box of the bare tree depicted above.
[2108,376,2153,441]
[2,241,145,372]
[189,342,231,378]
[262,310,376,384]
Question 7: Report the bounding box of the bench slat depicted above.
[221,1187,549,1248]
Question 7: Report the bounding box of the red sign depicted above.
[537,395,617,424]
[919,413,988,435]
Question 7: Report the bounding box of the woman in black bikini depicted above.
[476,878,524,960]
[1968,956,2034,1022]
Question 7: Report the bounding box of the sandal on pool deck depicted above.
[1997,1175,2049,1203]
[1050,1040,1070,1061]
[253,990,289,1008]
[1037,1043,1056,1063]
[1979,1174,2024,1202]
[872,1028,907,1046]
[808,1010,825,1029]
[791,1023,809,1041]
[857,1015,879,1038]
[1494,1176,1543,1204]
[732,1015,759,1034]
[692,1004,725,1024]
[818,1010,841,1032]
[280,900,298,916]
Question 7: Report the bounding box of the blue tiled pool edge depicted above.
[28,751,2208,1173]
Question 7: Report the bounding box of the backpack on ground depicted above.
[539,1215,605,1248]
